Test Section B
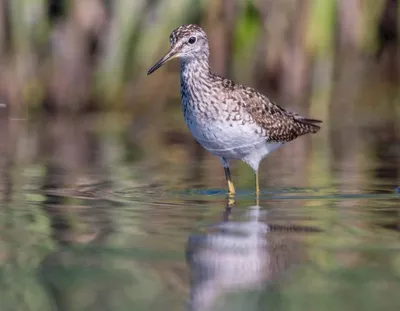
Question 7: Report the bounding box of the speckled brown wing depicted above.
[237,88,322,143]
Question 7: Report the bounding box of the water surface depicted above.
[0,114,399,311]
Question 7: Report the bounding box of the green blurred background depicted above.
[0,0,398,114]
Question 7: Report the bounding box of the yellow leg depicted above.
[255,170,260,206]
[224,166,236,195]
[255,170,260,195]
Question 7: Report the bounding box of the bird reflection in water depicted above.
[185,204,302,311]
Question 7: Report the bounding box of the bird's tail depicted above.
[296,117,322,133]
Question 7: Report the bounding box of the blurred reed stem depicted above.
[96,0,146,106]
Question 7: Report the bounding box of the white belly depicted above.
[186,118,282,171]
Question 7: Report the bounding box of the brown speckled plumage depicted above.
[207,73,321,143]
[148,24,322,193]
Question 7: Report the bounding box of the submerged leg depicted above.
[221,157,236,195]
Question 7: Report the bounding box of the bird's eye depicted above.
[188,37,196,44]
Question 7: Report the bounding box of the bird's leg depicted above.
[225,169,236,207]
[255,170,260,206]
[224,167,236,195]
[221,157,236,197]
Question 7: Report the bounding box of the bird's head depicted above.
[147,24,209,75]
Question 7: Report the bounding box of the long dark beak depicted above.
[147,49,178,75]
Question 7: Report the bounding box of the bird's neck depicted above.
[180,57,211,86]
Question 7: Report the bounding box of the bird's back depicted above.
[209,72,322,143]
